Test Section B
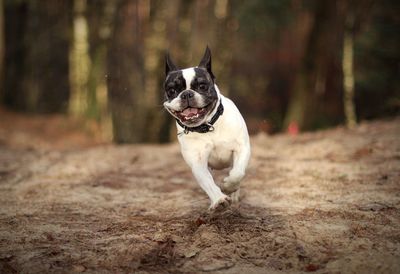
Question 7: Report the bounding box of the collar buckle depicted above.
[207,123,215,132]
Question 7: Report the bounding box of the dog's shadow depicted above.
[191,202,283,231]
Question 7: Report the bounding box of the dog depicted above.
[163,47,251,211]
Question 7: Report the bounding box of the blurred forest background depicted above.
[0,0,399,143]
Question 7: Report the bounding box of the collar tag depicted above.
[207,123,215,132]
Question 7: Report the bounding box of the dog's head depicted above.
[163,47,219,127]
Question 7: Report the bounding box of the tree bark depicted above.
[69,0,90,117]
[143,0,181,143]
[85,0,115,122]
[284,1,345,130]
[3,1,28,110]
[0,0,4,100]
[342,17,357,129]
[107,0,146,143]
[3,0,72,113]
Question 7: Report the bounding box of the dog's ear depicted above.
[198,46,215,80]
[166,52,178,75]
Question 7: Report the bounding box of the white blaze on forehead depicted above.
[182,68,196,90]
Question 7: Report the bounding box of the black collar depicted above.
[176,100,224,134]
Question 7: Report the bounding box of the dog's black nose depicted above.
[180,90,194,100]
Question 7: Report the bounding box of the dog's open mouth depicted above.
[173,107,207,122]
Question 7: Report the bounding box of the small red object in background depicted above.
[287,121,299,136]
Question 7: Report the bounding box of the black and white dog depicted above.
[163,47,250,211]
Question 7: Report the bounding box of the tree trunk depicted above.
[107,0,146,143]
[85,0,115,122]
[284,1,345,130]
[0,0,4,100]
[342,18,357,129]
[69,0,90,117]
[143,0,181,143]
[3,1,28,109]
[24,0,72,113]
[3,0,72,113]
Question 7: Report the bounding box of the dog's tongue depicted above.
[182,107,199,117]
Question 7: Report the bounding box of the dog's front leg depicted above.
[191,164,231,210]
[182,147,231,211]
[222,143,251,196]
[180,139,231,211]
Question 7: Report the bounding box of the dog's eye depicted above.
[198,84,208,91]
[167,88,177,96]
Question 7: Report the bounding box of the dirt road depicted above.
[0,117,399,273]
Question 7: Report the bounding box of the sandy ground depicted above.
[0,115,399,273]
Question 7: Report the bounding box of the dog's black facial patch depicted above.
[190,68,218,101]
[164,71,185,101]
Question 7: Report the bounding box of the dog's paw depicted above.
[221,179,240,195]
[209,195,231,212]
[222,171,244,194]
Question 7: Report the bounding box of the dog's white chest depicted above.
[178,133,235,170]
[177,95,249,171]
[208,141,234,169]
